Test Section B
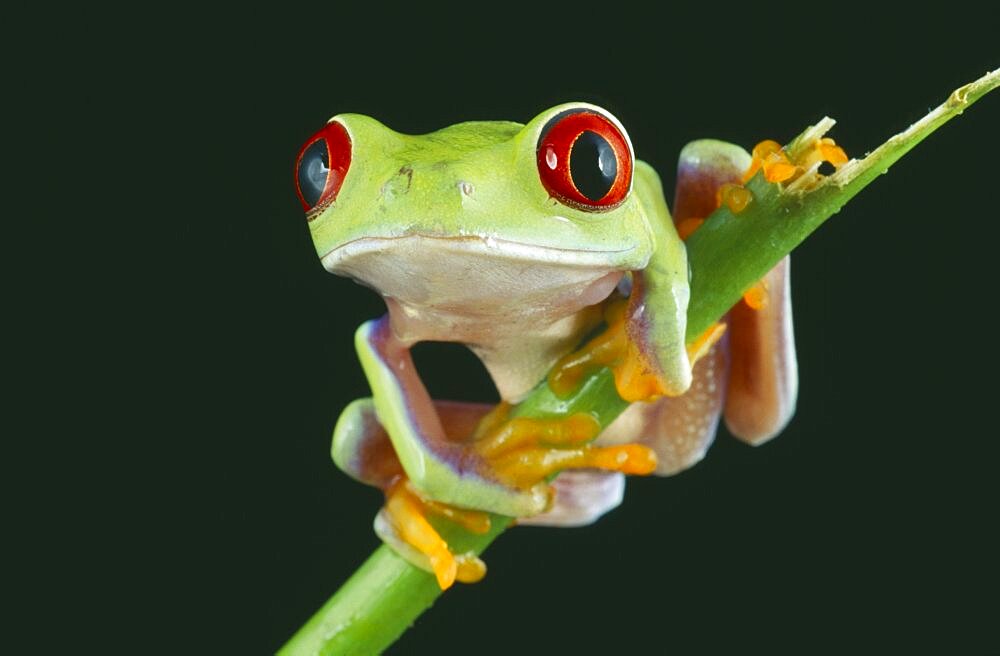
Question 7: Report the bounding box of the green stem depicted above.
[280,69,999,656]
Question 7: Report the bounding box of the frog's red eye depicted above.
[295,121,352,214]
[536,109,632,210]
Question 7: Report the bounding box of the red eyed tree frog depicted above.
[295,104,798,589]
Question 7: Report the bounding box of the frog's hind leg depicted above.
[580,141,798,478]
[671,139,797,447]
[377,478,490,589]
[723,256,798,444]
[331,397,403,489]
[536,334,727,513]
[337,398,653,574]
[598,140,745,474]
[597,338,729,475]
[516,470,625,527]
[332,397,492,488]
[332,397,494,589]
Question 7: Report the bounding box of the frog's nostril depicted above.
[398,166,413,192]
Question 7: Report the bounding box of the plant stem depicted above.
[280,69,998,656]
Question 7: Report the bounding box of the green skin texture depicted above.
[313,103,691,519]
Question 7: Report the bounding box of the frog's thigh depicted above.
[332,397,494,490]
[671,139,797,445]
[517,470,625,527]
[332,398,401,489]
[599,340,728,475]
[673,139,752,222]
[724,256,798,445]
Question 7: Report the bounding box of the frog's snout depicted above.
[378,165,474,208]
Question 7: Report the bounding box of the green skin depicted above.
[310,103,692,519]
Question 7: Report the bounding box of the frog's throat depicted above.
[320,234,639,273]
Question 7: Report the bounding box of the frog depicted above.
[294,103,798,589]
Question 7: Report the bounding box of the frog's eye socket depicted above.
[295,121,352,215]
[536,109,632,210]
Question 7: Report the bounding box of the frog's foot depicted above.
[549,298,726,404]
[467,405,655,528]
[471,404,657,493]
[378,477,490,590]
[333,397,500,589]
[516,469,625,527]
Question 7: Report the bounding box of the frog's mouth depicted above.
[321,234,637,272]
[320,234,636,317]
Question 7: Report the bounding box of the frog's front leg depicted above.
[544,141,797,504]
[613,161,696,401]
[349,316,657,588]
[597,140,797,477]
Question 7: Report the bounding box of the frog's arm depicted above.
[347,317,551,518]
[331,397,491,490]
[345,318,653,517]
[580,140,797,492]
[339,317,658,587]
[601,141,797,470]
[615,161,693,399]
[332,397,627,572]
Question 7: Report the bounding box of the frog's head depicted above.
[294,104,657,319]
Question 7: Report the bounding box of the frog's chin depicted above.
[320,234,632,322]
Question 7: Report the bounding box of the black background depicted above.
[20,5,999,655]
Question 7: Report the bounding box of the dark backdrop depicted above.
[23,5,999,654]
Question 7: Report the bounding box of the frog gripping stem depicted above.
[282,71,1000,655]
[338,317,661,587]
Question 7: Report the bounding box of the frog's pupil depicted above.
[298,139,331,207]
[570,130,617,201]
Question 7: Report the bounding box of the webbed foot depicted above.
[378,477,489,589]
[470,402,657,489]
[373,401,655,590]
